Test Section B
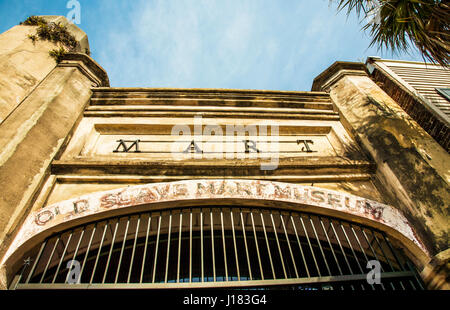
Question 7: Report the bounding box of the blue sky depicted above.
[1,0,425,90]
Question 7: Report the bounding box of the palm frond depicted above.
[336,0,450,67]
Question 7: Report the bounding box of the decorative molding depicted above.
[59,53,110,87]
[2,179,427,267]
[311,62,367,91]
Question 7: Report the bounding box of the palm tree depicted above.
[335,0,449,67]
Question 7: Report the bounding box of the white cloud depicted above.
[91,0,425,90]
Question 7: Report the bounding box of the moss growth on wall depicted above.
[21,16,78,63]
[48,47,68,64]
[20,16,47,26]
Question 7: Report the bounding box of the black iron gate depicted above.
[10,206,424,290]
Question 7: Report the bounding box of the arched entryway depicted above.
[3,180,428,290]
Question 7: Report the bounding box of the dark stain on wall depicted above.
[370,69,450,152]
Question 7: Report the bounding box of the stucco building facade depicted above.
[0,16,448,290]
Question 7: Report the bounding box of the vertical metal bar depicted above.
[405,260,424,290]
[240,210,252,280]
[261,212,276,279]
[177,212,183,283]
[290,214,310,278]
[52,231,73,283]
[250,211,264,280]
[210,208,216,282]
[270,212,287,279]
[230,209,240,280]
[361,229,382,268]
[361,228,388,290]
[298,215,321,277]
[338,221,365,290]
[90,222,108,284]
[65,228,85,283]
[319,217,342,276]
[164,211,172,283]
[329,220,353,275]
[339,222,364,273]
[80,224,96,282]
[11,266,27,290]
[349,224,375,290]
[383,234,405,271]
[309,216,331,276]
[26,239,47,283]
[115,217,130,283]
[71,229,85,262]
[189,209,192,283]
[220,210,228,281]
[350,225,369,263]
[329,220,355,290]
[371,230,393,270]
[382,234,408,290]
[140,214,151,284]
[127,215,141,283]
[409,279,417,290]
[200,209,204,282]
[371,229,403,290]
[152,214,162,283]
[280,213,298,278]
[102,219,119,284]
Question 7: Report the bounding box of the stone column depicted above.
[312,62,449,289]
[0,15,90,124]
[0,16,109,289]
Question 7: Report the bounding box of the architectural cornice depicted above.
[59,53,110,87]
[311,61,367,91]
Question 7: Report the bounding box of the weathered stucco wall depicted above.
[1,19,445,289]
[0,16,90,124]
[0,85,393,288]
[42,87,385,214]
[313,62,449,288]
[0,17,108,289]
[2,179,427,280]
